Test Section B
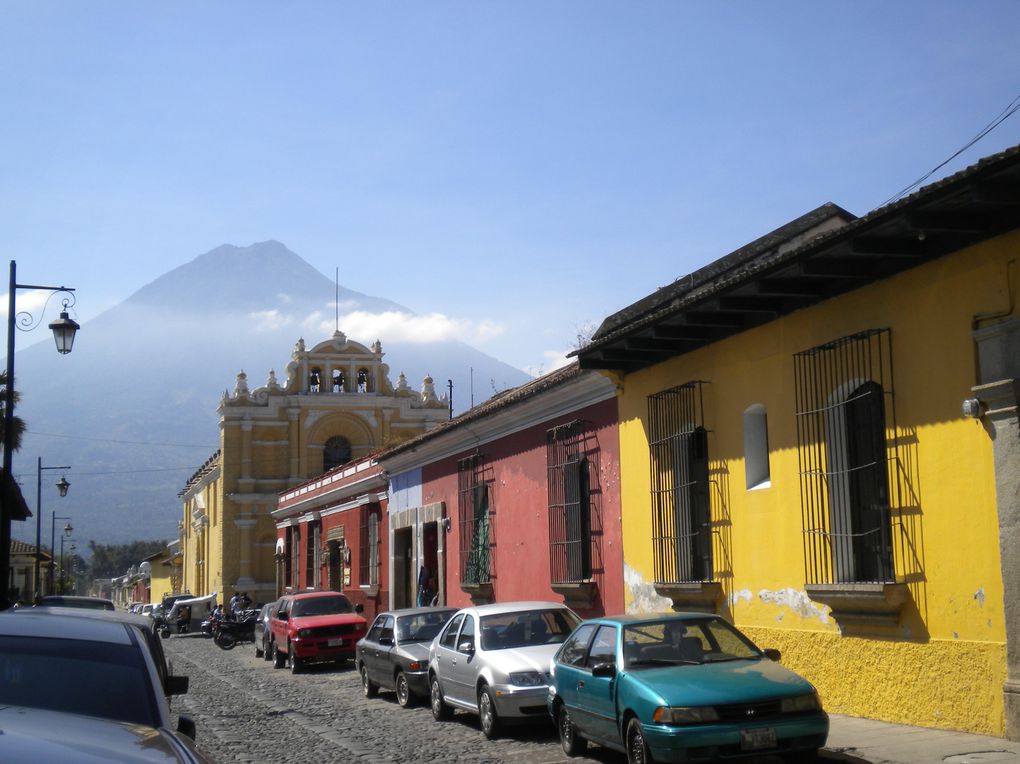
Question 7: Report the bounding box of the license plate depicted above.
[740,727,776,751]
[327,638,345,647]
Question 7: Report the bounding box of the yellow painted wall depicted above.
[149,562,173,604]
[618,230,1019,735]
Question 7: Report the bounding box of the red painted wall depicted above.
[421,398,623,617]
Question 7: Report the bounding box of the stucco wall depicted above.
[616,230,1019,735]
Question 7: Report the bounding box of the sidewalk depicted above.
[825,714,1020,764]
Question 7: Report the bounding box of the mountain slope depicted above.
[10,242,530,549]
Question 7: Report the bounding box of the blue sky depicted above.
[2,2,1019,375]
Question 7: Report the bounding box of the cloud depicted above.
[248,309,293,332]
[524,348,574,378]
[302,310,505,345]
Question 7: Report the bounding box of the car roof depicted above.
[380,606,458,618]
[286,591,350,600]
[0,611,137,644]
[457,600,576,617]
[585,612,725,626]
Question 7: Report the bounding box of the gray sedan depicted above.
[357,607,457,707]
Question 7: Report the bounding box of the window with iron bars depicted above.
[305,521,318,588]
[458,454,494,585]
[547,420,602,585]
[648,381,713,584]
[794,328,895,585]
[359,505,381,586]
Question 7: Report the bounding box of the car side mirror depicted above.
[591,661,616,677]
[278,612,288,621]
[165,674,189,696]
[177,714,197,740]
[763,648,781,662]
[355,603,365,614]
[457,639,475,655]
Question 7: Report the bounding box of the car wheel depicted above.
[254,637,263,658]
[288,650,303,674]
[626,718,652,764]
[558,703,586,756]
[262,636,272,661]
[478,685,501,740]
[395,671,412,708]
[361,664,378,697]
[272,642,286,669]
[430,675,452,721]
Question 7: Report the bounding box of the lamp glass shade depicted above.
[48,311,80,355]
[56,477,70,497]
[63,523,73,537]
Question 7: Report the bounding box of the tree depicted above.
[87,539,168,580]
[0,371,25,453]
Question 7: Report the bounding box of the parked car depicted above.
[0,611,201,749]
[254,602,274,659]
[357,606,457,707]
[269,591,368,673]
[548,613,829,763]
[23,606,190,704]
[428,601,581,739]
[141,603,155,617]
[37,595,115,611]
[0,705,212,764]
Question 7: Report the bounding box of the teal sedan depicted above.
[547,614,828,763]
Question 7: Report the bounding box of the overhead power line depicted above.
[27,430,216,449]
[882,93,1020,207]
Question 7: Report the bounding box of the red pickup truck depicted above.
[269,591,368,673]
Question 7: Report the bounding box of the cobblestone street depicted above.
[164,634,617,764]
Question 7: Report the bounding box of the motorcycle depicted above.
[214,608,259,650]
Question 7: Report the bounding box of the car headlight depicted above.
[298,628,313,638]
[781,693,822,713]
[652,706,720,725]
[509,671,546,687]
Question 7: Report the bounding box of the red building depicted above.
[378,363,624,618]
[275,457,387,620]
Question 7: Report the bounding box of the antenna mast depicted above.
[335,267,340,333]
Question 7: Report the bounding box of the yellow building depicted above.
[576,145,1020,737]
[179,331,449,607]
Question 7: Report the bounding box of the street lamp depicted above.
[50,516,72,595]
[59,532,73,594]
[34,460,69,596]
[1,260,78,609]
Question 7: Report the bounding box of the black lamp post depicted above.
[50,515,72,595]
[59,530,72,594]
[35,461,69,596]
[1,260,78,609]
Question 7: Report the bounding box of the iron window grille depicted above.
[359,505,381,586]
[458,454,495,585]
[794,328,896,585]
[648,381,713,584]
[547,420,603,585]
[305,521,318,588]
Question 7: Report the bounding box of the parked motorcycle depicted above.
[214,608,259,650]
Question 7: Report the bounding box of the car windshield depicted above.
[480,609,581,650]
[0,635,160,726]
[396,610,456,642]
[291,595,353,617]
[623,618,762,668]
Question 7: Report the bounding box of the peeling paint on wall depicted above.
[624,563,672,613]
[975,587,986,607]
[729,589,753,607]
[757,588,830,624]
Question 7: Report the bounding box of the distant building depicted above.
[178,331,448,607]
[8,538,51,603]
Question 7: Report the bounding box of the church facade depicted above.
[178,331,449,606]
